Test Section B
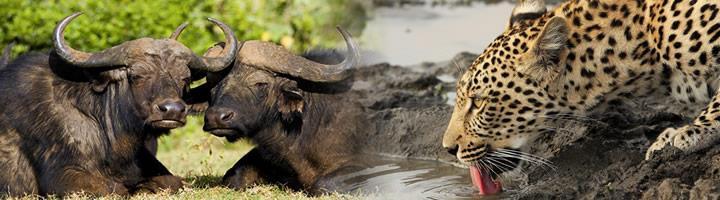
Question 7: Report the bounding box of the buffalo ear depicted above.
[91,77,110,93]
[278,85,304,121]
[184,83,212,114]
[88,69,126,93]
[517,17,569,83]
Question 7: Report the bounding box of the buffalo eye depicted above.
[130,74,144,82]
[255,82,268,89]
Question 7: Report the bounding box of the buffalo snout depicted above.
[157,101,187,114]
[149,99,188,129]
[204,107,240,137]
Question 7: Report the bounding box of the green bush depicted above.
[0,0,366,57]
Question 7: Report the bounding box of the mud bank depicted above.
[348,52,720,199]
[349,52,476,163]
[518,108,720,199]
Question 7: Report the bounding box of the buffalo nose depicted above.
[206,107,235,127]
[158,101,186,114]
[219,111,234,122]
[445,145,459,156]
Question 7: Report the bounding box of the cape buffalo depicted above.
[200,28,364,192]
[0,13,238,196]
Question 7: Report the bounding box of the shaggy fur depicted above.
[203,48,365,193]
[0,49,191,196]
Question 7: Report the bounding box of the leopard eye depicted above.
[470,95,487,108]
[470,94,488,101]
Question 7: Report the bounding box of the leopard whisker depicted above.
[496,148,549,160]
[492,151,553,169]
[486,155,528,176]
[493,149,556,170]
[482,158,506,179]
[479,159,501,179]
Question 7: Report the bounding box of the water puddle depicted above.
[323,155,508,199]
[359,1,514,66]
[329,2,519,197]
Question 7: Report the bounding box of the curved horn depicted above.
[53,12,127,68]
[169,22,189,40]
[188,18,239,72]
[238,27,360,82]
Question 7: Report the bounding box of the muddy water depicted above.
[359,2,514,66]
[328,1,518,199]
[324,155,509,199]
[354,1,516,105]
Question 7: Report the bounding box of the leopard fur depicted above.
[442,0,720,170]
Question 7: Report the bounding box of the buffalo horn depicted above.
[53,12,127,68]
[188,18,239,72]
[237,27,359,82]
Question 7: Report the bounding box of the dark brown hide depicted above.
[0,13,236,196]
[202,29,364,192]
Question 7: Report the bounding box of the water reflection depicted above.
[327,1,527,199]
[324,155,491,199]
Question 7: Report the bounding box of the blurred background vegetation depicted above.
[0,0,367,56]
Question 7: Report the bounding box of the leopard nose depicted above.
[445,145,459,155]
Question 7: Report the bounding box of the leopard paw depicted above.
[645,127,679,160]
[645,125,716,160]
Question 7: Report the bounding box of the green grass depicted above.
[7,116,359,199]
[152,116,359,199]
[157,116,253,177]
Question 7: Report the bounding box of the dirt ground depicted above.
[348,52,720,199]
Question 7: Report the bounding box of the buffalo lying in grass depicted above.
[199,28,364,192]
[0,13,238,196]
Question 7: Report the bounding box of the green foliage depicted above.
[0,0,365,57]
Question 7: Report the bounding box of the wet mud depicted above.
[345,52,720,199]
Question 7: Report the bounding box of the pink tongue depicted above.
[470,166,502,195]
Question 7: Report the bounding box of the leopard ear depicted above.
[511,0,547,25]
[518,17,569,82]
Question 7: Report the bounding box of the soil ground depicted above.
[349,52,720,199]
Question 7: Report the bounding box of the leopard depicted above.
[441,0,720,195]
